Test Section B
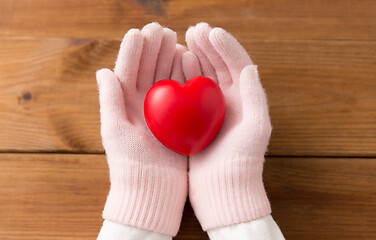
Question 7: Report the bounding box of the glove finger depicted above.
[154,27,177,83]
[114,29,143,91]
[186,25,217,81]
[239,65,270,124]
[137,22,164,92]
[209,27,253,83]
[182,51,202,80]
[194,23,232,88]
[170,44,187,84]
[96,68,127,128]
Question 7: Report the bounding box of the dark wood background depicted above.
[0,0,375,239]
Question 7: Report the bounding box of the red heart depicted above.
[144,76,226,156]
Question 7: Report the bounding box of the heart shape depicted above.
[144,76,226,156]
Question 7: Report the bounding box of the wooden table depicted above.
[1,0,375,239]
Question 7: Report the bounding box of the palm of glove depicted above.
[199,83,271,163]
[97,23,187,167]
[185,23,272,166]
[100,90,176,164]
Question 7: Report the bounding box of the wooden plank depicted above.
[0,153,205,240]
[0,154,107,239]
[0,0,376,40]
[0,154,375,239]
[1,38,376,156]
[0,38,105,153]
[265,157,376,240]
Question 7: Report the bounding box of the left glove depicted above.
[184,22,272,231]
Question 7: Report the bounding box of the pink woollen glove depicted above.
[182,23,272,231]
[96,23,188,236]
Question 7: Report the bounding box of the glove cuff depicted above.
[189,157,271,231]
[103,161,187,236]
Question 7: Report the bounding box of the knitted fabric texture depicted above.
[96,23,188,236]
[182,23,272,231]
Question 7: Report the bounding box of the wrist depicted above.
[103,161,187,236]
[189,157,270,231]
[207,215,284,240]
[98,220,172,240]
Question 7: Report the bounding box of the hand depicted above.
[184,23,272,230]
[96,22,187,236]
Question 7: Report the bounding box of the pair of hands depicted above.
[97,22,272,236]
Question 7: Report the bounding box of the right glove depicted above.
[96,22,188,237]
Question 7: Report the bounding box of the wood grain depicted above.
[1,0,376,40]
[1,38,375,156]
[1,1,375,239]
[1,154,375,239]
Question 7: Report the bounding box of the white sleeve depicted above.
[97,220,172,240]
[207,215,285,240]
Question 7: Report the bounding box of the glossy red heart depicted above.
[144,76,226,156]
